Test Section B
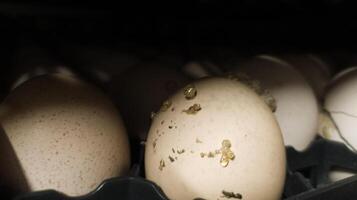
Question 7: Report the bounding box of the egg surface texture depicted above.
[0,74,130,196]
[145,77,286,200]
[232,56,319,151]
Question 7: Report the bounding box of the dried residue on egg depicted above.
[221,190,243,199]
[169,156,175,162]
[159,159,165,171]
[183,84,197,100]
[220,140,235,167]
[150,112,156,119]
[183,104,202,115]
[227,73,277,112]
[200,139,235,167]
[177,149,185,154]
[160,100,172,112]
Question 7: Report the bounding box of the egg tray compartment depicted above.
[2,137,356,200]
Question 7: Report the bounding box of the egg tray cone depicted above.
[4,137,357,200]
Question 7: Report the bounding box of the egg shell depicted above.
[145,77,286,200]
[0,74,130,196]
[232,55,319,151]
[324,69,357,181]
[109,64,189,140]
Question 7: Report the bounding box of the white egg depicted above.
[145,77,286,200]
[279,54,331,99]
[0,74,130,196]
[322,69,357,181]
[231,55,319,151]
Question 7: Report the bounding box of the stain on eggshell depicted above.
[183,84,197,100]
[145,77,286,200]
[183,104,202,115]
[160,100,172,112]
[221,190,243,199]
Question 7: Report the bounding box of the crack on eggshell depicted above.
[329,110,357,119]
[324,109,357,152]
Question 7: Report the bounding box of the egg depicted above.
[0,74,130,196]
[321,69,357,181]
[279,54,331,99]
[109,63,189,140]
[231,55,319,151]
[145,77,286,200]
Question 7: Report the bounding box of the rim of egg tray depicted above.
[8,137,357,200]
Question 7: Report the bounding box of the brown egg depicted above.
[0,74,130,196]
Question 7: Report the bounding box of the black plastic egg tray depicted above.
[2,1,357,199]
[0,137,355,200]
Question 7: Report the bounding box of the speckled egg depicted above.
[0,74,130,196]
[145,77,286,200]
[232,55,319,151]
